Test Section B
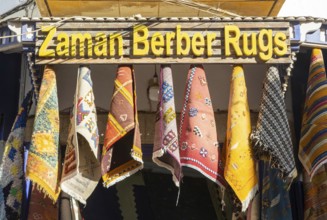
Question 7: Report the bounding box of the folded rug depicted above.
[0,90,33,218]
[153,65,181,187]
[61,66,101,204]
[101,65,143,187]
[251,66,297,182]
[224,65,258,211]
[179,65,225,187]
[299,48,327,179]
[26,65,61,202]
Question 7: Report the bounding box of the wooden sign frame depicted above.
[35,20,291,64]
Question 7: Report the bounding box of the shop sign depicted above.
[35,21,291,64]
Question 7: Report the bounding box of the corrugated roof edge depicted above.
[1,16,326,23]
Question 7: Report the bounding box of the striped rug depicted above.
[299,48,327,179]
[101,65,143,188]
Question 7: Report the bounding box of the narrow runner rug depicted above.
[251,66,297,182]
[26,65,61,202]
[299,48,327,180]
[61,66,101,204]
[101,65,143,188]
[153,65,181,187]
[179,65,225,187]
[224,65,258,211]
[0,90,33,219]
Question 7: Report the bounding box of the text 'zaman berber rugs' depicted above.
[0,90,33,219]
[179,65,225,188]
[153,65,181,187]
[299,48,327,180]
[101,65,143,188]
[26,65,61,202]
[61,66,101,204]
[224,65,258,211]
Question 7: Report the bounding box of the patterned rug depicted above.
[61,66,101,204]
[179,65,225,187]
[0,90,33,219]
[101,65,143,187]
[26,65,61,202]
[27,187,58,220]
[224,65,258,211]
[153,65,181,187]
[251,66,297,182]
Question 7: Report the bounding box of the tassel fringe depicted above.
[241,184,258,212]
[250,130,296,183]
[153,149,181,188]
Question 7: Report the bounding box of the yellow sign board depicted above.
[35,21,291,64]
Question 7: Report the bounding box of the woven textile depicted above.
[261,162,293,220]
[299,48,327,179]
[61,66,101,204]
[101,65,143,187]
[304,164,327,220]
[26,66,60,202]
[153,65,181,187]
[0,90,33,218]
[251,66,297,181]
[224,65,258,211]
[27,188,58,220]
[179,65,225,187]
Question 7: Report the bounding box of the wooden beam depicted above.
[269,0,285,16]
[35,0,51,16]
